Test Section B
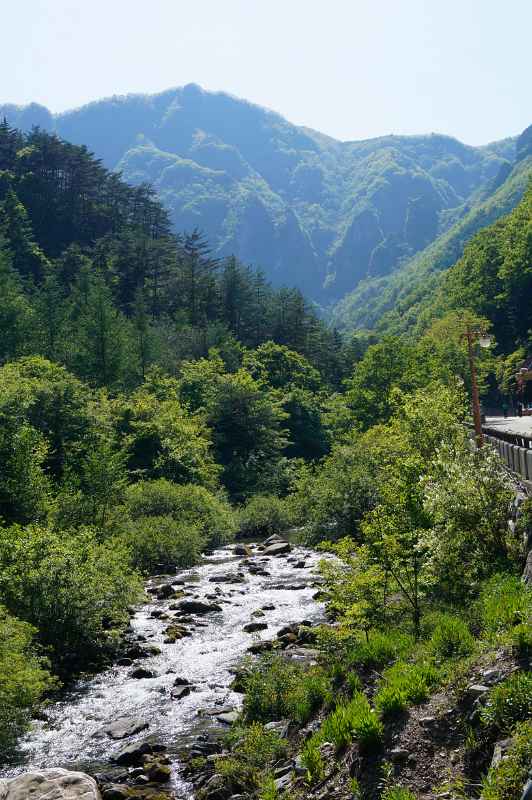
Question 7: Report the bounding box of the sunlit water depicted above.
[2,543,325,797]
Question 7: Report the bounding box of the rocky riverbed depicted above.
[0,536,327,799]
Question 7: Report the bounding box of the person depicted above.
[517,400,523,417]
[502,399,508,418]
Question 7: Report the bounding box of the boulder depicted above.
[263,542,291,556]
[264,719,290,738]
[104,716,149,740]
[175,600,222,615]
[243,621,268,633]
[130,667,157,679]
[234,544,252,557]
[113,737,164,766]
[523,549,532,586]
[208,574,245,584]
[247,640,275,654]
[171,685,191,701]
[216,711,239,725]
[0,769,100,800]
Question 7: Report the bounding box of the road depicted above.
[484,415,532,436]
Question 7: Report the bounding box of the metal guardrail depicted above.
[483,425,532,450]
[483,430,532,484]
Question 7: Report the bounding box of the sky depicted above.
[2,0,531,145]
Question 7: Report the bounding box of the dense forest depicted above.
[0,120,530,800]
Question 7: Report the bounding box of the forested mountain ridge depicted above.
[332,124,532,333]
[0,84,518,299]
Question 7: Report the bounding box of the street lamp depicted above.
[463,326,492,449]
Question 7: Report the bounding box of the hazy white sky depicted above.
[3,0,531,144]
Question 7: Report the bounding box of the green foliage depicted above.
[216,723,286,792]
[242,656,331,724]
[480,672,532,734]
[428,614,475,659]
[381,788,417,800]
[243,342,321,392]
[125,516,203,574]
[124,479,236,550]
[0,606,54,758]
[301,737,325,783]
[318,692,383,753]
[237,495,291,538]
[0,524,142,674]
[375,662,439,710]
[476,574,532,641]
[482,720,532,800]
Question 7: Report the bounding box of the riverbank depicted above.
[0,536,327,799]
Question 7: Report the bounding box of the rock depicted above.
[467,684,490,698]
[491,738,513,768]
[175,600,222,615]
[173,676,191,686]
[251,609,265,618]
[216,711,239,725]
[105,716,149,739]
[243,621,268,633]
[274,773,293,792]
[163,624,191,643]
[130,667,157,679]
[389,748,410,762]
[171,685,191,700]
[234,544,252,557]
[263,534,284,546]
[523,549,532,586]
[264,719,290,738]
[208,574,245,584]
[262,604,275,610]
[116,657,133,667]
[248,640,275,654]
[145,761,171,782]
[101,787,129,800]
[203,774,230,800]
[0,769,100,799]
[113,737,164,765]
[263,542,291,556]
[521,779,532,800]
[294,560,306,568]
[154,583,177,599]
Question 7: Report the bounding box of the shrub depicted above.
[0,524,143,674]
[476,574,531,639]
[125,516,203,573]
[0,606,55,758]
[374,685,408,718]
[217,723,286,791]
[124,479,236,549]
[429,614,475,659]
[381,788,417,800]
[344,631,414,670]
[377,662,439,708]
[482,720,532,800]
[301,737,325,783]
[320,693,383,753]
[480,672,532,734]
[242,656,331,724]
[237,495,291,539]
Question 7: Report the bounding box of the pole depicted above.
[466,327,483,448]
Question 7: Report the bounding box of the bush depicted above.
[0,606,54,758]
[216,723,286,791]
[0,524,143,674]
[476,574,531,640]
[376,662,439,709]
[375,685,408,718]
[381,789,417,800]
[237,495,291,539]
[242,656,331,724]
[125,516,203,573]
[124,479,236,549]
[319,693,383,753]
[482,720,532,800]
[429,614,475,659]
[301,737,325,784]
[346,631,414,669]
[480,672,532,734]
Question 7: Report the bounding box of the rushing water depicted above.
[3,542,325,796]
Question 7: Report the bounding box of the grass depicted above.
[429,613,475,659]
[242,655,332,724]
[482,720,532,800]
[374,661,439,716]
[480,672,532,734]
[215,723,286,792]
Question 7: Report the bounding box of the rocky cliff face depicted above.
[0,85,516,300]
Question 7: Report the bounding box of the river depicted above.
[2,540,325,797]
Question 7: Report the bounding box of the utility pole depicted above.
[464,326,483,448]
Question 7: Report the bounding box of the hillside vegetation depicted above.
[0,85,517,300]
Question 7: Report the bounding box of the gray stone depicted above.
[216,711,239,725]
[521,779,532,800]
[389,748,410,762]
[171,685,191,700]
[467,684,490,698]
[264,719,290,738]
[0,769,100,800]
[491,738,513,769]
[263,542,292,556]
[130,667,157,679]
[243,621,268,633]
[113,739,155,765]
[175,600,222,615]
[104,716,149,739]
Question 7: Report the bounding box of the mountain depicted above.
[0,85,520,301]
[332,124,532,333]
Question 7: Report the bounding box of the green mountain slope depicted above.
[0,85,518,300]
[332,125,532,333]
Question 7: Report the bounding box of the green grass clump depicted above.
[381,788,417,800]
[480,672,532,734]
[476,574,531,640]
[374,685,408,718]
[320,692,383,753]
[429,614,475,659]
[300,737,325,783]
[346,630,414,669]
[482,720,532,800]
[242,655,331,724]
[376,661,439,708]
[216,723,286,792]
